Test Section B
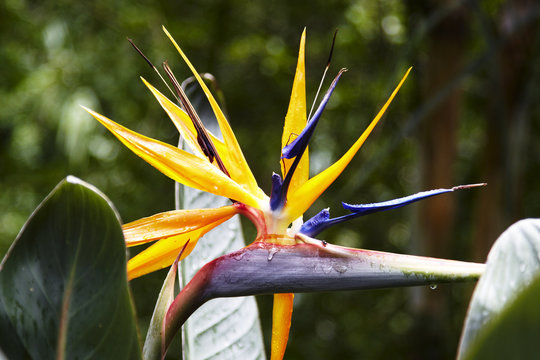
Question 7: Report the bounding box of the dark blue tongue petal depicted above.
[270,172,284,210]
[300,184,486,237]
[342,187,456,215]
[272,70,346,212]
[299,208,330,236]
[281,68,347,160]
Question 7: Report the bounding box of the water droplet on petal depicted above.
[322,265,333,274]
[267,248,278,261]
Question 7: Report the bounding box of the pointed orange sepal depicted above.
[281,29,308,193]
[83,106,262,208]
[284,67,412,221]
[162,26,265,200]
[141,77,232,166]
[123,205,239,247]
[271,293,295,360]
[127,220,227,280]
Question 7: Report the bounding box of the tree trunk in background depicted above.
[405,1,538,358]
[473,0,538,261]
[418,3,467,274]
[406,2,469,358]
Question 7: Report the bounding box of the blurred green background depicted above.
[1,0,539,358]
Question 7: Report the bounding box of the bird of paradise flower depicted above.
[84,27,484,360]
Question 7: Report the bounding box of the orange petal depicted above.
[281,29,308,192]
[285,68,412,221]
[141,77,205,157]
[83,106,262,208]
[162,26,264,200]
[127,221,222,280]
[141,77,231,164]
[271,293,294,360]
[123,205,238,247]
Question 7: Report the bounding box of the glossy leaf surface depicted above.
[0,176,140,359]
[458,219,540,360]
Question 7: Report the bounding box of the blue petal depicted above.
[299,208,330,236]
[299,184,485,237]
[281,69,346,160]
[270,172,284,210]
[342,188,455,216]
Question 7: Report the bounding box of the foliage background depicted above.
[1,0,538,358]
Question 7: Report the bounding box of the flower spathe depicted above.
[85,27,478,359]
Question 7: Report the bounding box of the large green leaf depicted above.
[0,283,27,358]
[176,75,266,360]
[0,176,141,359]
[457,219,540,359]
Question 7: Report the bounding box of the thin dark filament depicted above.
[307,29,338,121]
[126,38,179,104]
[162,61,230,177]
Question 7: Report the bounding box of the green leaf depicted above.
[0,284,27,359]
[0,176,141,359]
[143,244,186,360]
[457,219,540,360]
[176,76,266,360]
